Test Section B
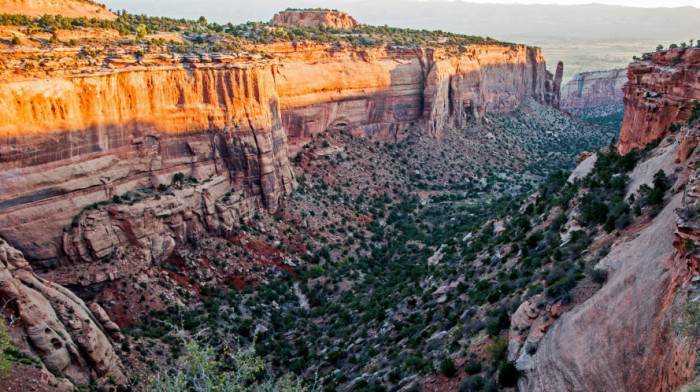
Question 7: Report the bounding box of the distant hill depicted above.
[0,0,117,20]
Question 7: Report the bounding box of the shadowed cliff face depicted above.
[518,192,696,391]
[515,133,699,391]
[561,68,626,118]
[618,48,700,154]
[516,80,700,391]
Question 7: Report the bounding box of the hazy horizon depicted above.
[100,0,700,80]
[425,0,700,8]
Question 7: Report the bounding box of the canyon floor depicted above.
[104,100,620,391]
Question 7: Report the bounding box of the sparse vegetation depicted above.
[0,9,510,53]
[674,303,700,343]
[149,328,310,392]
[121,100,622,390]
[0,318,13,378]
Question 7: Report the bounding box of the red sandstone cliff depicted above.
[0,64,296,265]
[618,48,700,154]
[0,43,559,267]
[271,10,359,30]
[561,68,626,118]
[274,44,558,146]
[0,39,561,387]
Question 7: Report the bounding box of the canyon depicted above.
[0,43,560,267]
[0,12,564,387]
[0,4,698,392]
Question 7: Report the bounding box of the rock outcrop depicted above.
[551,61,563,109]
[507,295,562,362]
[561,68,626,118]
[618,47,700,154]
[271,10,359,30]
[62,176,256,272]
[0,238,125,388]
[0,0,117,20]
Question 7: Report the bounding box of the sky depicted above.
[433,0,700,6]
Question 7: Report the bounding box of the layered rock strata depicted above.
[0,43,559,266]
[618,47,700,154]
[275,44,559,146]
[0,64,296,266]
[62,177,256,270]
[0,0,117,20]
[561,68,626,118]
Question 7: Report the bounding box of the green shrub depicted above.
[647,187,664,206]
[172,172,185,184]
[581,200,608,225]
[439,357,457,377]
[525,230,544,248]
[405,355,430,373]
[308,265,325,278]
[653,170,670,191]
[674,303,700,341]
[465,359,482,375]
[486,337,507,363]
[688,101,700,124]
[587,268,608,284]
[497,362,520,388]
